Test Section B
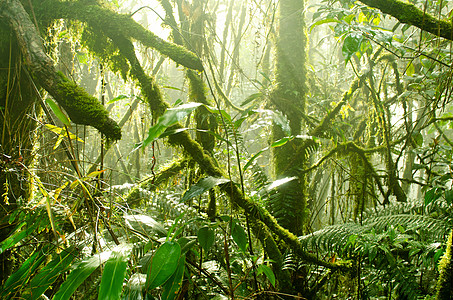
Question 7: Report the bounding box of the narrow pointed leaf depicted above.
[53,251,111,300]
[146,241,181,291]
[26,247,78,300]
[256,265,276,287]
[1,247,50,298]
[46,98,71,126]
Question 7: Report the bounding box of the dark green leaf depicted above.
[146,241,181,291]
[1,246,50,299]
[53,251,111,300]
[256,265,275,287]
[161,255,186,300]
[181,177,230,203]
[26,247,78,300]
[0,221,39,254]
[232,220,248,253]
[197,226,215,252]
[424,188,441,206]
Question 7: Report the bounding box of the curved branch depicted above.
[359,0,453,41]
[36,0,203,71]
[0,0,121,141]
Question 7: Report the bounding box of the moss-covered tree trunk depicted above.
[269,0,308,236]
[0,0,121,283]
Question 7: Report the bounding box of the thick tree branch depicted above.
[0,0,121,140]
[36,0,203,72]
[359,0,453,41]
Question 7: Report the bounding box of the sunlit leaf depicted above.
[266,177,297,191]
[124,214,167,237]
[106,94,129,105]
[342,32,363,64]
[142,103,203,148]
[46,98,71,126]
[146,241,181,291]
[181,177,230,203]
[98,246,132,300]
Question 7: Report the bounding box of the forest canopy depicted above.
[0,0,452,299]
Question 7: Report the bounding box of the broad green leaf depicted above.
[146,241,181,291]
[445,189,453,205]
[256,264,275,287]
[124,214,167,237]
[1,247,50,298]
[98,249,130,300]
[53,251,111,300]
[142,103,203,148]
[197,226,215,252]
[342,32,363,64]
[161,255,186,300]
[46,98,71,126]
[231,220,248,253]
[177,237,197,254]
[107,94,129,105]
[26,247,78,300]
[424,188,441,206]
[181,177,230,203]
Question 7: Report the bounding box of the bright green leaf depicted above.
[26,247,78,300]
[146,241,181,291]
[142,103,203,148]
[53,251,112,300]
[342,32,363,64]
[106,94,129,105]
[46,98,71,126]
[161,255,186,300]
[98,249,130,300]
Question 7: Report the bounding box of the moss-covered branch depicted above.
[36,0,203,71]
[436,229,453,299]
[0,0,121,140]
[359,0,453,41]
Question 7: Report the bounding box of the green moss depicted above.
[56,73,121,141]
[436,229,453,299]
[36,1,203,71]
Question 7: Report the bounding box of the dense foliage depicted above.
[0,0,452,299]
